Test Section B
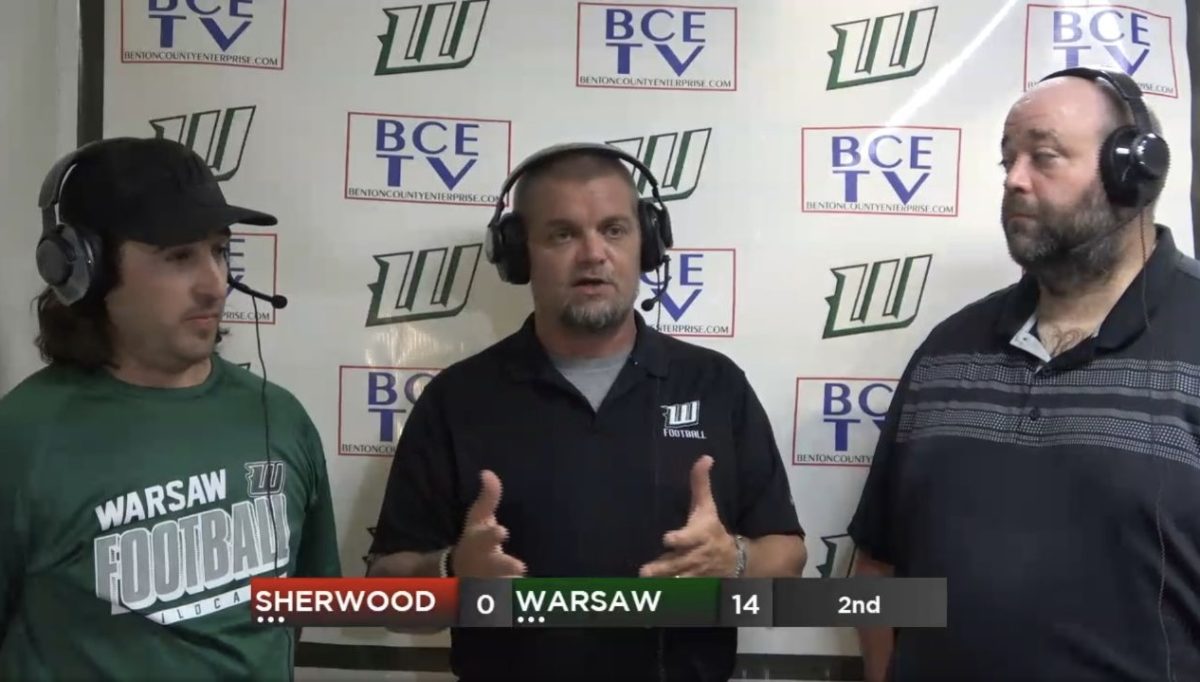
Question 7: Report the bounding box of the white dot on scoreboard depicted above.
[517,616,525,623]
[279,616,286,623]
[538,617,545,623]
[257,617,264,623]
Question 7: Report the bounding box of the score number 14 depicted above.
[732,594,760,615]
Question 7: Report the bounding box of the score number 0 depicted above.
[476,594,495,615]
[732,594,760,615]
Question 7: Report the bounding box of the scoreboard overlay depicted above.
[250,577,947,628]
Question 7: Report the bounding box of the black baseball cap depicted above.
[48,136,276,246]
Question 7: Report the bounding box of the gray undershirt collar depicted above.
[549,350,630,412]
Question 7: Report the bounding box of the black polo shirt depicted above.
[850,226,1200,680]
[370,311,802,682]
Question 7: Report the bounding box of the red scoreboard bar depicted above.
[252,578,459,627]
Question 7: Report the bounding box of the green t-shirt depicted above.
[0,356,342,680]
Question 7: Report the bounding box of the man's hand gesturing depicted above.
[451,470,527,578]
[639,455,738,578]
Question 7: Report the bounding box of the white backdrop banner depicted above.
[49,0,1198,672]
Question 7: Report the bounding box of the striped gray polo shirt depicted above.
[850,225,1200,681]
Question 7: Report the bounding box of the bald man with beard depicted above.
[848,67,1200,681]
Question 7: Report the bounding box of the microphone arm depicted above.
[228,277,288,309]
[640,255,672,312]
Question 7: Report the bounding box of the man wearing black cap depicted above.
[0,137,341,679]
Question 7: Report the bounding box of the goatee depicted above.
[560,302,630,332]
[559,287,637,333]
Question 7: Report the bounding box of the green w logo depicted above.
[245,461,285,497]
[823,254,932,339]
[606,128,711,202]
[826,6,937,90]
[148,105,256,182]
[375,0,489,76]
[816,534,857,578]
[366,244,481,326]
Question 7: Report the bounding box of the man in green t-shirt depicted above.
[0,137,342,680]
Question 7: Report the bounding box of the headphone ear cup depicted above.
[1131,132,1170,207]
[488,213,530,285]
[37,224,101,306]
[638,200,672,272]
[36,233,74,288]
[1099,125,1143,208]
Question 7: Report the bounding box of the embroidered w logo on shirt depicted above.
[662,400,700,427]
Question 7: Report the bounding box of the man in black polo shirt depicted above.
[850,67,1200,681]
[366,143,806,681]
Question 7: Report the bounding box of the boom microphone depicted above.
[228,277,288,309]
[640,255,672,312]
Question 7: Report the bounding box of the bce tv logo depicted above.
[1024,5,1178,96]
[576,3,737,91]
[338,367,441,456]
[344,113,511,206]
[802,128,960,217]
[792,378,897,467]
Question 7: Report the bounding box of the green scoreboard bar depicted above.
[456,577,947,628]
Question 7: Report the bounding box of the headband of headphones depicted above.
[1039,66,1155,135]
[487,142,665,226]
[38,140,106,237]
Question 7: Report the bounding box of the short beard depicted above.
[1002,184,1128,296]
[559,292,635,333]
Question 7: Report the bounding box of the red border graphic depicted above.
[337,365,441,458]
[225,231,279,326]
[791,376,898,468]
[119,0,288,71]
[575,2,739,92]
[648,247,737,339]
[1022,3,1178,99]
[342,112,513,208]
[800,125,963,218]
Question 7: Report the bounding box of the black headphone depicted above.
[1039,66,1170,210]
[36,141,110,306]
[485,142,674,285]
[35,140,289,311]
